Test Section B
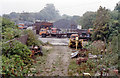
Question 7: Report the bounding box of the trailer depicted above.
[34,21,92,40]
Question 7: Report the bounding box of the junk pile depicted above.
[71,49,87,58]
[71,49,88,65]
[76,57,88,65]
[71,51,79,58]
[71,48,99,65]
[88,53,97,59]
[30,45,43,58]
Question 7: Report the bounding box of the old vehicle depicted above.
[39,27,66,38]
[18,23,26,29]
[51,28,57,34]
[51,28,58,37]
[39,28,50,37]
[69,34,83,49]
[51,28,64,37]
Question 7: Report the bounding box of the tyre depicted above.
[42,34,46,37]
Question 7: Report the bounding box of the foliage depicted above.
[108,3,120,41]
[115,2,120,11]
[2,55,31,76]
[3,4,81,25]
[39,4,61,21]
[2,28,22,41]
[26,30,43,46]
[101,35,119,70]
[2,40,33,76]
[2,18,17,32]
[33,47,52,75]
[1,17,37,76]
[115,2,120,34]
[109,10,119,20]
[68,59,97,76]
[53,19,77,29]
[79,11,96,29]
[2,40,31,58]
[61,14,81,24]
[3,4,61,22]
[1,18,22,41]
[108,20,119,41]
[92,6,110,41]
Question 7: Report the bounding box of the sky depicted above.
[0,0,119,16]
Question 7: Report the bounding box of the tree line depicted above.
[3,4,80,24]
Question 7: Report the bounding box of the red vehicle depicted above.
[50,28,63,37]
[51,28,57,33]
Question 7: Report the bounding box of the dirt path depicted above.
[38,46,71,76]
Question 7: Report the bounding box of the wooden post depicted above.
[76,37,78,50]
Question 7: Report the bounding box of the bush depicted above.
[2,28,22,41]
[26,30,43,46]
[2,40,33,76]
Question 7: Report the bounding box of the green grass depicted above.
[68,54,99,76]
[33,46,53,75]
[0,56,2,74]
[68,59,79,76]
[51,68,56,72]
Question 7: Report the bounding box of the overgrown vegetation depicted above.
[92,6,110,41]
[1,17,43,76]
[25,30,43,46]
[68,2,120,76]
[2,41,33,76]
[33,47,52,76]
[79,11,96,29]
[1,18,22,41]
[68,35,119,76]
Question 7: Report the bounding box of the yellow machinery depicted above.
[39,28,49,37]
[69,34,83,49]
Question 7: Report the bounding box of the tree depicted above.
[114,1,120,72]
[115,1,120,11]
[39,4,61,21]
[115,2,120,34]
[108,2,120,41]
[92,6,110,41]
[79,11,96,29]
[3,4,61,22]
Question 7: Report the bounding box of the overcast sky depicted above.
[0,0,119,16]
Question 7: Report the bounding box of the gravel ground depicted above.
[38,37,69,46]
[36,37,72,76]
[36,46,71,76]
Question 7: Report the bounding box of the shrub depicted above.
[2,40,33,76]
[26,30,43,46]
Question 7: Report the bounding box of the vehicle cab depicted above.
[51,28,57,34]
[70,34,79,40]
[39,28,47,36]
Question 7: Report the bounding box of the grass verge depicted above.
[32,46,53,75]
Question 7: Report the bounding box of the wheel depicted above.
[42,34,46,37]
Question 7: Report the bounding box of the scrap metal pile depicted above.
[30,45,43,58]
